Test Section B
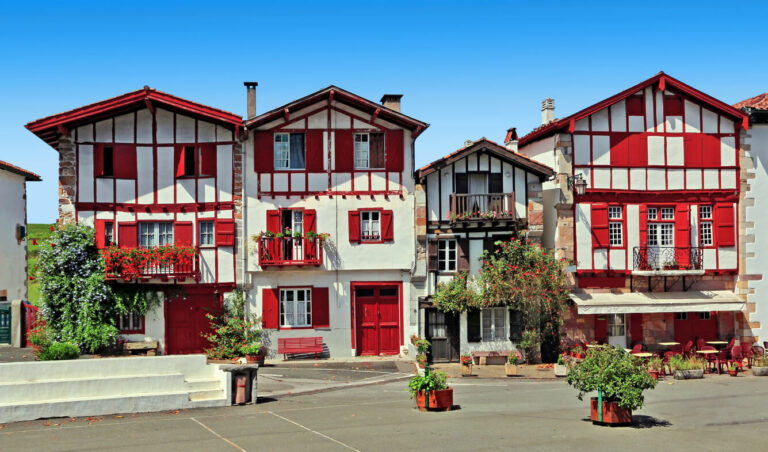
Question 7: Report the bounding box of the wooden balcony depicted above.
[449,193,515,222]
[258,236,323,267]
[104,247,200,281]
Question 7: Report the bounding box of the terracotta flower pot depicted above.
[246,354,264,364]
[590,398,632,425]
[728,369,738,377]
[648,370,659,380]
[416,388,453,411]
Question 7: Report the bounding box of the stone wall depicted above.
[57,135,76,224]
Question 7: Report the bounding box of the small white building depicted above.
[0,160,40,302]
[243,86,428,358]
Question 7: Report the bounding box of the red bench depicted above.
[277,337,324,360]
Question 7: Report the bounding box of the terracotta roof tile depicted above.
[0,160,42,181]
[734,93,768,110]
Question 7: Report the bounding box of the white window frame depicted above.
[280,288,312,328]
[648,223,674,247]
[360,211,381,242]
[608,206,622,219]
[700,205,712,220]
[119,313,143,331]
[139,222,174,248]
[199,221,215,247]
[700,221,713,247]
[438,239,457,272]
[609,222,623,247]
[274,133,291,170]
[354,133,370,169]
[661,207,674,220]
[647,208,657,221]
[481,307,507,342]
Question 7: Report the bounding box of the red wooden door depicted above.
[693,312,717,341]
[673,312,694,345]
[355,286,400,356]
[166,293,219,355]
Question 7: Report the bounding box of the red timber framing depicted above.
[247,85,429,198]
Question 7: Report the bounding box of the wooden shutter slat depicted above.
[262,288,279,329]
[457,238,470,272]
[381,210,394,242]
[348,210,361,242]
[716,203,735,247]
[591,203,609,249]
[215,219,235,246]
[628,134,648,167]
[95,220,106,249]
[385,129,404,172]
[427,239,438,271]
[335,130,354,172]
[266,210,281,234]
[312,287,330,328]
[200,144,217,177]
[684,135,702,167]
[94,144,105,177]
[114,144,137,179]
[174,145,186,178]
[175,222,194,247]
[304,209,317,233]
[118,223,137,248]
[306,130,324,171]
[675,205,691,268]
[702,134,721,168]
[254,131,274,172]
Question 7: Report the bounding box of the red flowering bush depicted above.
[103,245,196,280]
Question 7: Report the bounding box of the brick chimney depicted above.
[244,82,258,119]
[380,94,403,112]
[504,127,518,152]
[541,98,555,125]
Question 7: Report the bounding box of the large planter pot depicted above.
[648,370,660,380]
[245,354,264,364]
[554,363,569,377]
[416,388,453,412]
[505,363,518,377]
[673,369,704,380]
[461,363,473,377]
[751,366,768,376]
[728,369,739,377]
[590,398,632,425]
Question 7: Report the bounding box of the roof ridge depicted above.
[0,159,42,181]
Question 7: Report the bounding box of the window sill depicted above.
[278,326,314,330]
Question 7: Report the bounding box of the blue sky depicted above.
[2,1,766,223]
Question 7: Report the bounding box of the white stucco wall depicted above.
[0,170,28,300]
[746,123,768,342]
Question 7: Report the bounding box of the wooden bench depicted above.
[471,350,513,365]
[277,337,323,360]
[124,340,158,356]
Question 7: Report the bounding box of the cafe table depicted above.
[631,352,653,358]
[696,349,720,374]
[658,342,680,347]
[706,341,729,350]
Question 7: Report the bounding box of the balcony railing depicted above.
[449,193,515,222]
[632,246,703,272]
[104,246,199,281]
[258,236,323,267]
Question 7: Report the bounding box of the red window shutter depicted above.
[630,314,643,344]
[639,205,648,247]
[684,135,702,167]
[385,130,404,172]
[94,144,105,177]
[610,133,629,166]
[312,287,330,328]
[262,288,279,329]
[200,144,217,177]
[702,135,721,168]
[306,130,324,171]
[664,96,684,116]
[716,203,735,247]
[675,205,691,268]
[427,239,438,271]
[304,210,317,233]
[348,210,361,242]
[335,130,354,172]
[591,203,609,248]
[253,131,274,172]
[626,95,644,116]
[627,134,647,167]
[215,219,235,246]
[118,223,137,248]
[174,145,186,178]
[266,210,281,234]
[381,210,394,242]
[595,315,607,343]
[175,222,194,247]
[114,144,137,179]
[95,220,106,249]
[457,238,470,272]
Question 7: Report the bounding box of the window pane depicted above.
[354,134,370,169]
[289,133,305,169]
[380,288,397,296]
[274,133,290,169]
[369,133,385,168]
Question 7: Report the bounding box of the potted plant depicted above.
[505,353,520,377]
[554,354,570,377]
[751,356,768,376]
[572,345,586,359]
[728,361,741,377]
[566,345,657,426]
[408,369,453,411]
[416,353,428,369]
[242,342,265,364]
[669,354,705,379]
[460,353,473,376]
[647,356,663,380]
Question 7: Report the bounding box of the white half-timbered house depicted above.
[26,88,243,354]
[243,86,428,357]
[415,138,553,362]
[517,73,754,349]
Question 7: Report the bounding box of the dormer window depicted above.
[354,133,384,169]
[274,133,305,169]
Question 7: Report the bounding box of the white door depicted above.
[607,313,627,348]
[647,223,674,269]
[468,174,487,212]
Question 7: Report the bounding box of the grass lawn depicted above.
[27,223,54,305]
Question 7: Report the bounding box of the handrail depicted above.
[449,193,515,221]
[258,236,323,266]
[632,246,703,271]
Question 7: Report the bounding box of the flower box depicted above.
[751,366,768,376]
[505,363,518,377]
[416,388,453,412]
[673,369,704,380]
[590,398,632,425]
[554,363,568,377]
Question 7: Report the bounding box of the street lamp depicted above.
[567,174,587,196]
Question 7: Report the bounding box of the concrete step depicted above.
[188,389,226,402]
[184,378,222,392]
[0,373,186,404]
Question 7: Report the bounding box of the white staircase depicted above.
[0,355,230,423]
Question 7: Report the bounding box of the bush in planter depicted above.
[408,369,453,411]
[752,356,768,376]
[37,342,80,361]
[566,345,657,416]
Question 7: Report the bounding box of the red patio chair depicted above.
[630,343,644,354]
[700,345,718,374]
[713,349,728,375]
[726,337,737,350]
[741,342,754,368]
[753,345,765,358]
[662,351,677,376]
[697,338,706,351]
[763,341,768,355]
[682,340,694,358]
[728,345,743,370]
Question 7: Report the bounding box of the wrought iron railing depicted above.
[104,246,199,280]
[632,246,703,271]
[449,193,515,221]
[258,236,323,267]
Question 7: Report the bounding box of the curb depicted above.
[260,373,414,400]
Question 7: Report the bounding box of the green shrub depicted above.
[203,290,262,359]
[37,342,80,361]
[668,354,705,371]
[408,370,449,398]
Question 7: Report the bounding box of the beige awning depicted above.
[570,291,745,314]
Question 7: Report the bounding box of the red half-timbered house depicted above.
[26,88,243,354]
[517,73,754,348]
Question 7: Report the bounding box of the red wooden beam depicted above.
[329,89,335,103]
[56,125,69,136]
[145,99,155,114]
[284,108,290,122]
[371,107,381,122]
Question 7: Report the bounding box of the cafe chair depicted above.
[682,340,694,358]
[740,342,754,368]
[728,345,744,370]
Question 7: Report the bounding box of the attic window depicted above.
[102,146,114,177]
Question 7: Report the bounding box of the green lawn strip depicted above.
[26,223,54,305]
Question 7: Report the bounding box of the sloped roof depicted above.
[0,160,42,181]
[417,138,554,181]
[734,93,768,110]
[519,72,749,147]
[26,87,243,149]
[246,85,429,136]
